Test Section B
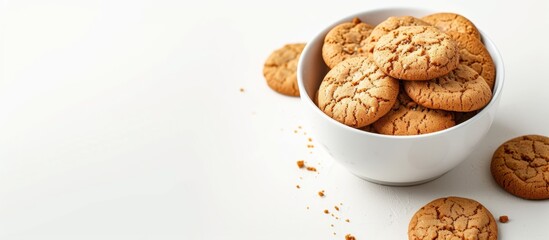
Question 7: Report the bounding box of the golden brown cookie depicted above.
[403,64,492,112]
[263,43,306,96]
[373,26,460,81]
[421,12,481,39]
[408,196,497,240]
[490,135,549,200]
[317,57,399,128]
[363,16,430,55]
[447,31,496,90]
[322,17,374,69]
[373,89,455,135]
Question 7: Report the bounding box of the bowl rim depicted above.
[297,7,505,140]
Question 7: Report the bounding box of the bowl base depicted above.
[353,173,446,187]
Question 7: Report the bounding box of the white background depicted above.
[1,0,548,239]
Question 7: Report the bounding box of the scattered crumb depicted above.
[340,203,343,206]
[306,166,317,172]
[308,137,312,142]
[352,17,361,24]
[345,234,356,240]
[331,224,334,227]
[318,190,325,197]
[335,216,339,220]
[239,88,245,92]
[306,206,309,210]
[296,185,300,189]
[307,144,315,148]
[298,126,302,129]
[334,206,339,211]
[324,209,329,214]
[294,130,298,134]
[303,132,307,135]
[345,219,350,223]
[499,215,509,223]
[333,232,337,236]
[297,160,305,168]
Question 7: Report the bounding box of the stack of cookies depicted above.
[316,13,496,135]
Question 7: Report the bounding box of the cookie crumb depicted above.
[294,130,298,134]
[345,234,356,240]
[333,232,337,236]
[308,137,313,142]
[239,88,245,92]
[345,219,350,223]
[306,166,317,172]
[324,209,330,214]
[306,206,309,210]
[331,224,334,227]
[352,17,361,24]
[307,144,315,148]
[297,160,305,168]
[318,190,325,197]
[298,126,302,129]
[296,185,300,189]
[499,215,509,223]
[334,206,340,211]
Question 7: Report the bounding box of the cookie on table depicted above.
[317,57,399,128]
[490,135,549,200]
[403,64,492,112]
[447,31,496,90]
[322,17,374,69]
[363,16,430,55]
[373,26,459,81]
[421,12,481,39]
[263,43,306,96]
[408,196,497,240]
[373,89,455,135]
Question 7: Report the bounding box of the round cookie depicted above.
[317,57,399,128]
[363,16,430,55]
[263,43,306,96]
[490,135,549,200]
[322,17,374,69]
[447,31,496,90]
[373,89,455,135]
[403,64,492,112]
[408,196,497,240]
[373,26,460,81]
[421,12,481,39]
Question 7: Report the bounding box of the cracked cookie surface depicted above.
[317,57,399,128]
[403,64,492,112]
[490,135,549,200]
[322,18,374,69]
[408,196,497,240]
[263,43,306,96]
[421,12,481,39]
[447,31,496,90]
[373,88,455,135]
[373,26,459,81]
[363,16,430,56]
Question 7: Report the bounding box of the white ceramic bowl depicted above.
[297,8,504,186]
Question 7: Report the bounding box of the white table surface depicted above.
[1,0,548,239]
